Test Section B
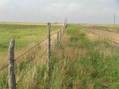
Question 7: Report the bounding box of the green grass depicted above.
[0,24,119,89]
[51,24,119,89]
[0,24,60,51]
[0,23,60,65]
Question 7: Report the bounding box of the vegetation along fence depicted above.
[0,23,68,89]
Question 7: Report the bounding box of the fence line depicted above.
[0,27,65,72]
[0,23,68,89]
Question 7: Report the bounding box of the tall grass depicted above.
[0,24,119,89]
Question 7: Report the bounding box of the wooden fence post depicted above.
[63,24,65,33]
[8,39,16,89]
[64,23,68,32]
[48,23,51,62]
[57,31,60,44]
[61,28,63,38]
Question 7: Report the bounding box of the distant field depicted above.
[0,23,61,65]
[82,24,119,32]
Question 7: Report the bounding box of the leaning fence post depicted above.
[8,39,16,89]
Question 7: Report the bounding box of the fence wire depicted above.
[15,27,65,84]
[16,48,48,84]
[0,26,65,72]
[0,24,67,89]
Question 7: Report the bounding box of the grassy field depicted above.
[53,24,119,89]
[0,23,61,65]
[0,24,119,89]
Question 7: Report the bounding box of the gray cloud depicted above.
[0,0,118,24]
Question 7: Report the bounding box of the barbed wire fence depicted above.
[0,23,68,89]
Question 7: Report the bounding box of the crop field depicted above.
[0,23,119,89]
[0,23,61,66]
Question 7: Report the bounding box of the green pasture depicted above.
[0,23,61,65]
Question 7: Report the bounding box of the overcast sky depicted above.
[0,0,119,24]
